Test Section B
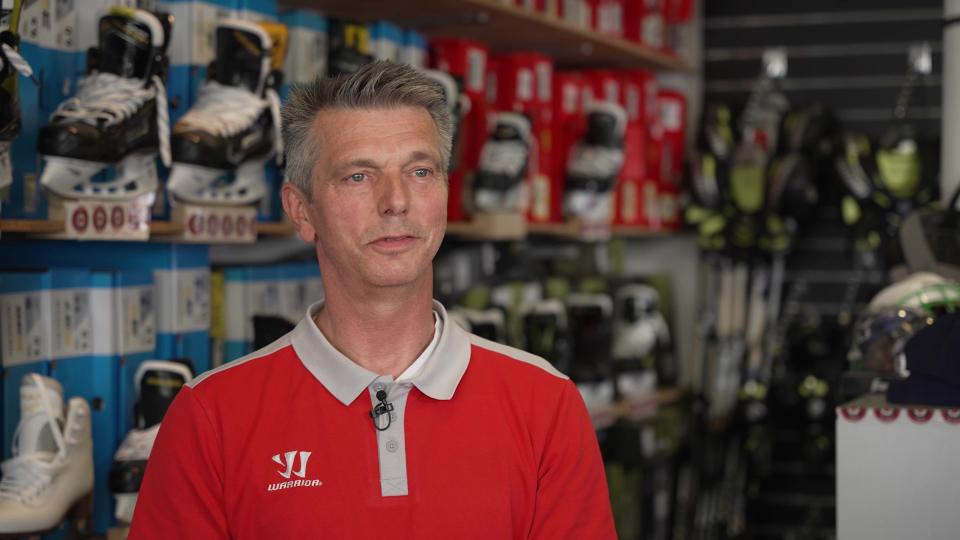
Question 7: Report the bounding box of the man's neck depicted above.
[313,277,437,379]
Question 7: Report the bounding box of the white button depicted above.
[386,439,399,453]
[374,383,385,392]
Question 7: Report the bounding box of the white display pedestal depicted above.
[837,394,960,540]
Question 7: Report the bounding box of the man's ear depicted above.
[281,183,318,243]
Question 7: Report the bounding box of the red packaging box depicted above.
[624,0,665,50]
[430,39,490,221]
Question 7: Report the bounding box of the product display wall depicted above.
[1,1,956,539]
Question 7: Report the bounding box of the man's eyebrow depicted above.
[330,158,383,177]
[404,150,442,166]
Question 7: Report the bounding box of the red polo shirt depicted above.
[129,301,616,539]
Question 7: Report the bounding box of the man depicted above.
[130,61,616,539]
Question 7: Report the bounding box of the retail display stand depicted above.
[837,394,960,540]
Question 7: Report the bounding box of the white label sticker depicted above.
[536,62,552,102]
[622,181,637,221]
[532,174,550,221]
[627,86,641,121]
[642,13,664,49]
[604,80,619,103]
[661,99,682,131]
[117,285,156,355]
[644,181,661,227]
[0,291,50,366]
[467,48,486,93]
[51,289,92,359]
[563,84,579,114]
[517,68,534,102]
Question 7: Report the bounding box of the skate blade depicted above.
[168,159,268,206]
[40,153,158,202]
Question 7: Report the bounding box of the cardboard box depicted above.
[837,394,960,540]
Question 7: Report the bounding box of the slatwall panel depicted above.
[703,2,942,140]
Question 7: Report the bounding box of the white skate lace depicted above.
[479,140,527,176]
[177,82,283,163]
[0,375,67,503]
[568,145,624,179]
[51,72,171,166]
[113,425,160,462]
[0,453,62,503]
[1,43,37,84]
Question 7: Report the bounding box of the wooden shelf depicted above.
[0,219,66,234]
[256,221,296,236]
[283,0,689,71]
[148,221,183,236]
[527,220,583,238]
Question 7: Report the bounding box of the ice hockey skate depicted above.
[473,112,531,213]
[110,360,193,524]
[167,19,286,206]
[37,8,173,203]
[0,1,35,194]
[0,374,94,536]
[563,102,627,223]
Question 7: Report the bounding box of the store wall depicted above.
[703,0,942,141]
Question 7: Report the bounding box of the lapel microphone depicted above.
[370,390,394,431]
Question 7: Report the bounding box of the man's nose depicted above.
[378,171,410,216]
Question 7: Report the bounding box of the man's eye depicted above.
[347,173,366,183]
[413,168,431,178]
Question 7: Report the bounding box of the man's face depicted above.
[296,106,448,290]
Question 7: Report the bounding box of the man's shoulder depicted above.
[466,333,569,383]
[188,332,297,392]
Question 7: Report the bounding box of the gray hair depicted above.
[281,61,453,197]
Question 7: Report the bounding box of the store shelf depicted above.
[149,220,183,236]
[284,0,689,71]
[257,221,296,236]
[0,218,66,234]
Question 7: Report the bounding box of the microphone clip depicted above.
[370,389,394,431]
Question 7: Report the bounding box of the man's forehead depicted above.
[310,106,441,162]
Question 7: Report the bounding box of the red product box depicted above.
[430,39,490,221]
[624,0,665,50]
